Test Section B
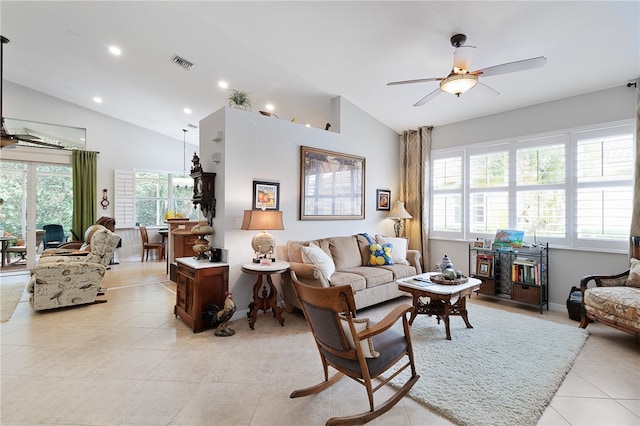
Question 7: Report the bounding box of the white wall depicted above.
[2,82,198,258]
[199,97,402,309]
[429,85,636,309]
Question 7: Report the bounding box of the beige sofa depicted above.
[277,234,422,311]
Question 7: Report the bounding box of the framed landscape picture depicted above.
[376,189,391,211]
[252,180,279,210]
[300,146,365,220]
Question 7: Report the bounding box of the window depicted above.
[575,128,634,246]
[432,154,463,233]
[135,171,198,226]
[114,169,199,228]
[430,122,634,251]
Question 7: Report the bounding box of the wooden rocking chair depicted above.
[290,271,420,426]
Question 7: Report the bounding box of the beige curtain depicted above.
[399,126,431,270]
[631,79,640,258]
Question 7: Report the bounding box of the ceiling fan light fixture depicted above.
[439,73,478,96]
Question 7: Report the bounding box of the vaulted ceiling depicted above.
[1,1,638,146]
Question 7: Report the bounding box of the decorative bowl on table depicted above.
[430,274,469,285]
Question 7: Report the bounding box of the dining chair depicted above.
[139,225,164,261]
[290,271,420,426]
[5,229,46,264]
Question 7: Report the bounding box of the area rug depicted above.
[1,280,28,322]
[383,304,588,426]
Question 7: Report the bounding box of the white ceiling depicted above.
[1,1,638,146]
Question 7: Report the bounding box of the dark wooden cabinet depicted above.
[175,258,229,332]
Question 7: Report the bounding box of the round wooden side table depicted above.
[241,261,290,329]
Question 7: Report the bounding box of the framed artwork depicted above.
[376,189,391,211]
[476,258,492,277]
[472,240,484,248]
[300,146,365,220]
[252,180,279,210]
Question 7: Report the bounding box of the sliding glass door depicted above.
[0,160,72,269]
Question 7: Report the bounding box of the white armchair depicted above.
[28,227,120,310]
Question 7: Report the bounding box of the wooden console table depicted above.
[175,257,229,332]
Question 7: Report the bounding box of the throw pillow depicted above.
[626,258,640,288]
[376,235,410,265]
[301,243,336,280]
[339,315,379,358]
[368,243,394,266]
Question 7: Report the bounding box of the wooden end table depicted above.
[242,261,289,329]
[397,273,481,340]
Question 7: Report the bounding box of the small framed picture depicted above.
[376,189,391,211]
[476,258,492,277]
[483,238,493,249]
[472,240,484,248]
[252,181,280,210]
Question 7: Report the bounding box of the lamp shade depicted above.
[241,210,284,231]
[241,210,284,255]
[387,202,413,219]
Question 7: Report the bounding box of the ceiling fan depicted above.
[387,34,547,106]
[1,35,63,149]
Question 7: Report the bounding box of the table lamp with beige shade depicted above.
[241,209,284,263]
[387,201,413,237]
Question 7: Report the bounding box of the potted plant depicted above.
[228,89,251,111]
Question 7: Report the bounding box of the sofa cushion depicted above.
[329,236,362,270]
[584,286,640,326]
[376,235,410,265]
[626,258,640,288]
[301,243,336,280]
[341,267,393,289]
[380,263,418,280]
[287,240,308,263]
[328,272,367,292]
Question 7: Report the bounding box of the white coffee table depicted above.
[397,272,481,340]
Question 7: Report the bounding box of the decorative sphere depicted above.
[251,231,275,254]
[191,224,213,236]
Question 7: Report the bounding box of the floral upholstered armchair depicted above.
[580,236,640,335]
[27,226,120,310]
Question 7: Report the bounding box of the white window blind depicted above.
[114,169,135,229]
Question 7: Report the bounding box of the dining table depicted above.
[0,236,16,267]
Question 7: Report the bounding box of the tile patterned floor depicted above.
[1,259,638,425]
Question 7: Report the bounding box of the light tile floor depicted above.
[1,260,638,425]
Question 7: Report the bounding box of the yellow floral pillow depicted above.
[368,243,394,266]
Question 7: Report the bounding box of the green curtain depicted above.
[72,150,98,241]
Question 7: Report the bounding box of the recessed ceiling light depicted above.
[93,96,103,104]
[183,107,192,114]
[108,45,121,56]
[265,104,274,111]
[218,81,228,89]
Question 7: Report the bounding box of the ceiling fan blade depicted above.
[387,77,442,86]
[453,46,475,73]
[473,56,547,77]
[413,88,441,107]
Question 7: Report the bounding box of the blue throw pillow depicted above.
[368,243,394,266]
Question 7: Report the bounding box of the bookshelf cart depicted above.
[468,242,549,313]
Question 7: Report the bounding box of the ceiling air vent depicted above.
[171,55,193,71]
